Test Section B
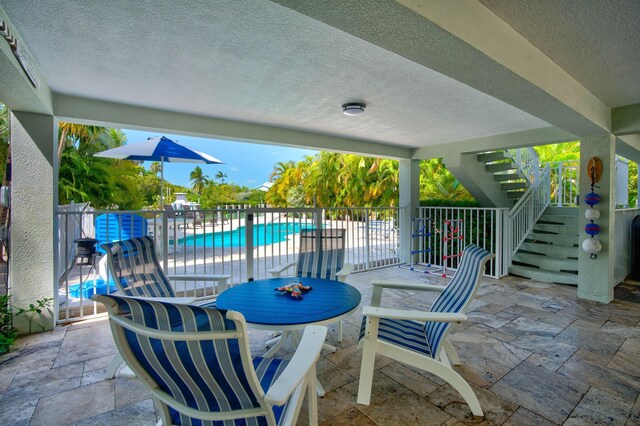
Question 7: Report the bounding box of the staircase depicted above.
[509,208,579,285]
[477,150,530,205]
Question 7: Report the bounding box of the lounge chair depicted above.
[268,228,353,342]
[357,244,494,416]
[101,236,231,378]
[94,294,327,426]
[183,204,203,229]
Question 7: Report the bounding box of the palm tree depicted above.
[269,161,295,182]
[57,122,103,161]
[215,171,227,184]
[190,166,209,200]
[150,162,162,176]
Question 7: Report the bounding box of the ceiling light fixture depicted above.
[342,103,366,116]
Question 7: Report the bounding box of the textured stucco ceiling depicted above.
[0,0,550,150]
[480,0,640,108]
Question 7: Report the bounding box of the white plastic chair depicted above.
[357,244,494,416]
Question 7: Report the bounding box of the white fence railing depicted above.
[507,147,541,183]
[508,165,551,257]
[415,207,509,279]
[546,160,579,207]
[55,206,401,322]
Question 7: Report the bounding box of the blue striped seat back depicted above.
[95,213,148,253]
[101,237,176,298]
[297,229,346,281]
[423,244,493,358]
[101,295,278,426]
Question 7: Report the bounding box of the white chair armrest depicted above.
[166,274,230,282]
[133,296,198,304]
[363,306,467,323]
[264,325,328,406]
[371,280,445,292]
[336,263,354,281]
[267,261,298,278]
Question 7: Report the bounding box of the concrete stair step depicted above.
[513,253,578,272]
[526,232,579,247]
[539,214,580,225]
[520,242,579,258]
[501,181,529,191]
[486,162,517,173]
[533,223,579,235]
[478,151,509,163]
[507,190,526,199]
[544,207,579,217]
[493,172,522,182]
[509,265,578,285]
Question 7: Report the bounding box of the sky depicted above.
[122,129,317,189]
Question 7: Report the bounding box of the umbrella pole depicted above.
[160,159,164,207]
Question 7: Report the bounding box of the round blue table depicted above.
[216,277,362,329]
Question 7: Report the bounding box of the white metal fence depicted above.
[56,206,401,322]
[547,160,579,207]
[414,207,509,279]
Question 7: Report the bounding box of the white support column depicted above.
[577,135,616,303]
[398,159,420,265]
[10,112,57,333]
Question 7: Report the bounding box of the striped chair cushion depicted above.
[108,296,294,426]
[102,236,176,298]
[359,317,432,357]
[297,229,346,281]
[359,244,492,360]
[423,244,492,357]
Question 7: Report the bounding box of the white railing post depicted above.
[557,162,564,207]
[245,209,254,281]
[162,211,169,271]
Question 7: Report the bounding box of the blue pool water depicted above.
[68,279,118,299]
[181,222,314,248]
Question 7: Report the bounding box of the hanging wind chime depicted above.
[582,157,603,259]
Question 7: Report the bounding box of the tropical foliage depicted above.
[265,153,475,208]
[57,126,145,208]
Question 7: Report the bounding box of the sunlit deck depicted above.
[2,268,640,425]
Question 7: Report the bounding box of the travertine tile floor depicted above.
[2,267,640,425]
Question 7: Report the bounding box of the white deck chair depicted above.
[357,244,494,417]
[95,294,327,426]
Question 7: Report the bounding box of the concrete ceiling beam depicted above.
[0,8,52,115]
[411,127,576,160]
[612,103,640,136]
[54,94,413,160]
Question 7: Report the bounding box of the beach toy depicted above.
[274,282,313,300]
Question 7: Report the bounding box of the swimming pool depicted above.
[67,278,118,299]
[181,222,314,248]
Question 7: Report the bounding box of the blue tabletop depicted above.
[216,278,362,326]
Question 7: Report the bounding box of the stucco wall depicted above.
[10,112,56,334]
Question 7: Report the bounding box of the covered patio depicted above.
[1,1,640,424]
[2,268,640,425]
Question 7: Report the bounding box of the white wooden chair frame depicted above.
[357,247,494,417]
[97,295,327,426]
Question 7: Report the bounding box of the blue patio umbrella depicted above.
[95,136,223,206]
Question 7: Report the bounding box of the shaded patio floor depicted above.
[2,267,640,425]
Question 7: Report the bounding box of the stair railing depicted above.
[508,164,551,257]
[506,147,541,183]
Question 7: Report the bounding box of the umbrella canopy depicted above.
[95,136,223,205]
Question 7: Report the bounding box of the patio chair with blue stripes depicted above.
[100,236,231,378]
[94,294,327,426]
[268,228,354,342]
[357,244,494,417]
